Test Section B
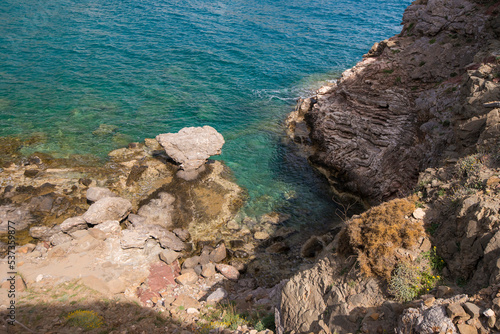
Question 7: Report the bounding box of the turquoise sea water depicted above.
[0,0,411,224]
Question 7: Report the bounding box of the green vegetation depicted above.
[425,222,440,236]
[429,38,436,44]
[457,154,482,178]
[423,247,446,272]
[66,310,104,330]
[419,61,426,67]
[383,69,394,74]
[199,303,275,333]
[445,86,457,94]
[456,277,468,288]
[388,247,443,302]
[407,22,415,33]
[388,261,420,302]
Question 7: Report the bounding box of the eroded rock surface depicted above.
[287,0,499,204]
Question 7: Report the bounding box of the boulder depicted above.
[413,208,426,220]
[157,231,186,251]
[86,187,116,202]
[207,287,227,303]
[120,229,149,249]
[49,232,73,246]
[128,214,147,226]
[216,264,240,280]
[94,220,121,234]
[82,197,132,225]
[175,272,199,286]
[131,223,186,251]
[183,256,200,269]
[463,302,480,320]
[0,204,36,233]
[173,228,190,242]
[260,212,290,225]
[254,231,269,240]
[227,220,240,230]
[201,263,216,278]
[60,216,87,233]
[456,324,477,334]
[447,303,470,322]
[398,305,456,334]
[29,225,51,239]
[159,249,181,265]
[156,126,225,171]
[172,294,201,309]
[209,243,227,263]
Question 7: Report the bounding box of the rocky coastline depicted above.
[280,0,500,333]
[287,0,500,205]
[0,126,334,333]
[1,0,500,333]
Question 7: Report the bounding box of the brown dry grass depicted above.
[346,197,423,279]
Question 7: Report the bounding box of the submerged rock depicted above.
[86,187,116,202]
[0,204,36,234]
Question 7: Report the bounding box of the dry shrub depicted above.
[346,198,423,279]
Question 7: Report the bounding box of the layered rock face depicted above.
[287,0,500,204]
[278,1,500,333]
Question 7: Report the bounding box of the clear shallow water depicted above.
[0,0,411,223]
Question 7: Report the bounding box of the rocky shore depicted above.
[0,126,336,333]
[0,126,294,333]
[2,0,500,333]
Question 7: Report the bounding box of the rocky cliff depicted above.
[279,0,500,333]
[287,0,500,205]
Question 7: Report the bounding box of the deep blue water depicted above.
[0,0,411,223]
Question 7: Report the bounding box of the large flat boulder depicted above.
[82,197,132,225]
[156,126,224,171]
